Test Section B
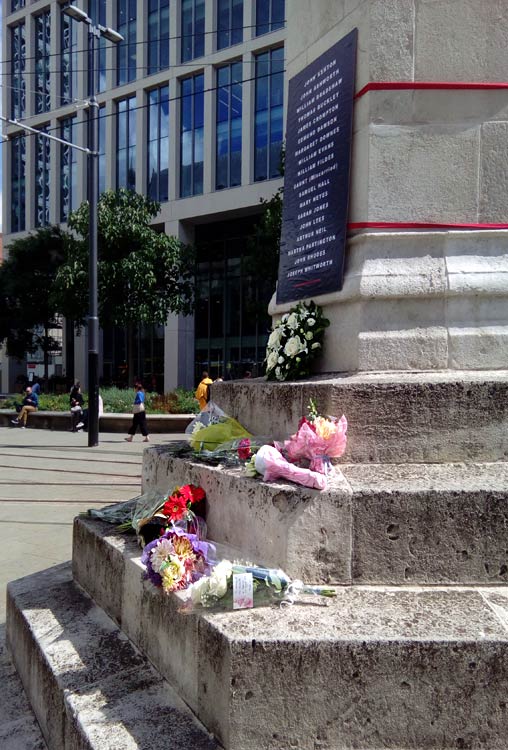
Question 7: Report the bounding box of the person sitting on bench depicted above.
[11,386,39,428]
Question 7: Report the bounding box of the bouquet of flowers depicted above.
[184,559,336,612]
[265,300,329,382]
[141,528,216,594]
[247,444,327,490]
[278,400,347,475]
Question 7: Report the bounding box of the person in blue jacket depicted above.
[125,383,150,442]
[11,386,39,428]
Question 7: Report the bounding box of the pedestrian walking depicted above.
[195,371,213,411]
[11,386,39,428]
[125,383,150,442]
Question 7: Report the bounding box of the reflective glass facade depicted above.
[216,61,242,190]
[10,23,25,119]
[147,86,169,202]
[35,11,51,114]
[117,96,137,190]
[180,73,204,197]
[118,0,137,85]
[256,0,284,36]
[89,0,107,92]
[11,134,26,233]
[61,13,78,105]
[148,0,170,75]
[194,218,271,382]
[181,0,205,63]
[254,46,284,181]
[217,0,243,50]
[60,117,78,221]
[35,126,51,227]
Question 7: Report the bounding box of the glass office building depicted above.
[2,0,286,392]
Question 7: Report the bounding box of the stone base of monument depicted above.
[5,373,508,748]
[7,516,508,750]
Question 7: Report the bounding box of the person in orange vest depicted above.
[195,371,213,411]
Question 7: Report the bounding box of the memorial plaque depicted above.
[276,29,358,304]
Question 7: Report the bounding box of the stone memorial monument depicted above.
[6,2,508,749]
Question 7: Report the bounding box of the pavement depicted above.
[0,425,187,750]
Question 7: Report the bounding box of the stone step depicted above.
[72,517,508,750]
[211,371,508,463]
[6,563,221,750]
[142,452,508,585]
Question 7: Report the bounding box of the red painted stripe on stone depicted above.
[355,81,508,98]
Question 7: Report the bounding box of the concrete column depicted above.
[203,64,214,196]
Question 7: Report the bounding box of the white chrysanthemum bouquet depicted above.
[265,300,329,381]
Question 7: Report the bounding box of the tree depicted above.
[0,226,70,382]
[53,189,196,382]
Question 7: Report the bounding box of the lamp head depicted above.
[62,4,90,23]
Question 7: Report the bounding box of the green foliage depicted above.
[0,226,70,359]
[4,387,198,414]
[245,146,284,287]
[53,190,195,328]
[151,387,199,414]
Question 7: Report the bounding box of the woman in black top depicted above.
[70,384,84,432]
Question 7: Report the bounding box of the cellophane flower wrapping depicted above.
[281,415,348,474]
[181,558,336,613]
[141,528,216,593]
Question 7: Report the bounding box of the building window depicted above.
[61,117,78,222]
[98,105,106,195]
[254,47,284,181]
[10,23,25,119]
[11,0,25,12]
[148,0,170,75]
[117,96,136,191]
[181,0,205,63]
[255,0,284,36]
[117,0,137,86]
[11,134,26,233]
[35,11,51,114]
[217,0,243,50]
[180,73,204,197]
[194,218,272,382]
[147,86,169,202]
[61,12,78,105]
[216,62,242,190]
[36,126,51,227]
[88,0,107,92]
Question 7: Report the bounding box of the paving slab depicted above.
[0,426,185,749]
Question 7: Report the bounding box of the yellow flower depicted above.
[314,416,338,440]
[161,555,186,592]
[172,535,196,561]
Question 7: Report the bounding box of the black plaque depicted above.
[276,29,358,304]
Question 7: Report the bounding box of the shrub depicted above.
[3,386,199,414]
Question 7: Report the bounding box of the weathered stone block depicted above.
[415,0,508,81]
[368,124,480,223]
[479,121,508,222]
[70,522,508,749]
[141,454,353,584]
[211,374,508,463]
[6,564,220,750]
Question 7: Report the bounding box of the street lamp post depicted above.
[62,4,123,447]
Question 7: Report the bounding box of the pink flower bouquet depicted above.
[279,414,348,475]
